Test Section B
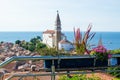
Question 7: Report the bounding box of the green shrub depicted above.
[59,74,101,80]
[37,47,58,56]
[15,36,47,52]
[110,49,120,54]
[108,67,120,78]
[113,78,120,80]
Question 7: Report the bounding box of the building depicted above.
[43,30,55,48]
[59,36,74,51]
[43,11,74,51]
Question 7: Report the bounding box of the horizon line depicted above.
[0,31,120,32]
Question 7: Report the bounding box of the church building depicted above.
[42,11,74,51]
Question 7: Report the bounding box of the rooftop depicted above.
[43,30,55,34]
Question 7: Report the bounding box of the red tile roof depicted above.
[59,40,72,44]
[43,30,55,34]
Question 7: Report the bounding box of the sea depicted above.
[0,32,120,50]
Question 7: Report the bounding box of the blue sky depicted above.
[0,0,120,32]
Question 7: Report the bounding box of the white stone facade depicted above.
[42,32,55,47]
[58,39,74,51]
[42,30,65,48]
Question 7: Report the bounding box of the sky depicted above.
[0,0,120,32]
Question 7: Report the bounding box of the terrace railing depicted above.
[0,54,120,80]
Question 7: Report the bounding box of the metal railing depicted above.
[0,55,120,80]
[0,55,96,68]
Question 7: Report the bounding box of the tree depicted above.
[15,40,21,44]
[28,43,35,52]
[36,43,47,52]
[15,36,46,52]
[37,36,42,41]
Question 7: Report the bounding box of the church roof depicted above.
[43,30,55,34]
[43,29,64,35]
[59,39,72,44]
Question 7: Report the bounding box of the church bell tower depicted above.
[55,11,61,50]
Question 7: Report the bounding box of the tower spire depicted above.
[98,35,103,46]
[54,10,62,50]
[57,10,59,13]
[55,10,61,28]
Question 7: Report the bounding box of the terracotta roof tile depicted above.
[59,40,72,44]
[43,30,55,34]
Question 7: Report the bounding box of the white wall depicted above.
[43,34,54,47]
[59,43,74,51]
[43,33,66,48]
